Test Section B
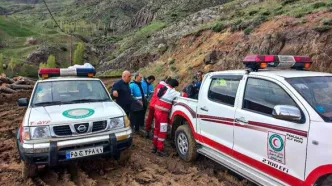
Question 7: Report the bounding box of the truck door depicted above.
[233,76,309,185]
[197,75,242,152]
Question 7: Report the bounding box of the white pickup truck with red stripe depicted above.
[169,55,332,186]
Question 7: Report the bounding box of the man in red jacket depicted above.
[152,79,180,157]
[145,76,172,138]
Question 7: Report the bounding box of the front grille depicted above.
[74,123,89,134]
[53,125,72,136]
[92,120,107,132]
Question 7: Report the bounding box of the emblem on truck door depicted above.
[267,132,286,164]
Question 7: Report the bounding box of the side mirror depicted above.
[272,105,301,121]
[17,98,29,107]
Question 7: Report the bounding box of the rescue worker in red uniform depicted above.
[145,76,172,138]
[152,79,180,157]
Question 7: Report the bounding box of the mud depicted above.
[0,91,255,186]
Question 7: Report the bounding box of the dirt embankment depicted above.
[0,90,254,186]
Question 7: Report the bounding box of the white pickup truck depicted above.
[170,55,332,186]
[16,66,132,178]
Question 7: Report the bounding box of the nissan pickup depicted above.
[16,66,132,178]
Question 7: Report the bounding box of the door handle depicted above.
[200,106,209,112]
[235,117,248,124]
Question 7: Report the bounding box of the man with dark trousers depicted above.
[129,72,147,133]
[111,70,138,116]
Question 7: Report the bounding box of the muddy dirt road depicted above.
[0,91,255,186]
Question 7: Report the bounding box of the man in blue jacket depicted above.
[129,72,147,132]
[141,75,155,100]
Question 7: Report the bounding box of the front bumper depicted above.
[17,129,132,166]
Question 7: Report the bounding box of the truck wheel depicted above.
[116,147,132,165]
[175,125,197,162]
[321,175,332,186]
[22,161,37,179]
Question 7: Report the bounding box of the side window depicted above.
[208,78,240,106]
[243,78,297,115]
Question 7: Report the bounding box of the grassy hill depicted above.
[0,0,332,81]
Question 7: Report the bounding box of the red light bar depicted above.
[294,56,312,63]
[39,68,60,74]
[38,66,96,79]
[243,54,313,71]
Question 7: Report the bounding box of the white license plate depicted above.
[66,146,103,159]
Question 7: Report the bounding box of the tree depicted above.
[8,57,16,72]
[47,54,56,68]
[73,42,84,65]
[39,62,47,68]
[0,53,3,74]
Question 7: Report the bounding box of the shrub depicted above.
[170,65,176,71]
[244,27,253,35]
[168,58,175,65]
[73,42,84,65]
[211,22,224,32]
[322,19,332,26]
[0,53,3,74]
[312,26,331,33]
[281,0,299,6]
[249,10,259,16]
[261,11,271,16]
[312,2,326,9]
[47,54,56,68]
[8,57,16,72]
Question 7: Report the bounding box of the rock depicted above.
[26,37,38,45]
[158,43,168,53]
[203,50,218,64]
[26,50,48,64]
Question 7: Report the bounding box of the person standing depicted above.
[145,76,172,138]
[141,75,156,100]
[152,79,180,157]
[111,70,137,116]
[129,72,147,132]
[193,71,203,99]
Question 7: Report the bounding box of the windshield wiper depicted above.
[66,98,110,104]
[33,101,63,106]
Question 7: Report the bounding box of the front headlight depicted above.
[109,117,124,129]
[124,115,130,128]
[30,126,51,139]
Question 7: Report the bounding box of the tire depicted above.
[22,161,37,179]
[175,125,197,162]
[116,147,132,165]
[320,175,332,186]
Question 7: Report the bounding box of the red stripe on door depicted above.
[201,118,234,126]
[197,134,304,186]
[248,121,307,137]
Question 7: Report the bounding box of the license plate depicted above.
[66,146,103,159]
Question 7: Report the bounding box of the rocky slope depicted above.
[139,9,332,89]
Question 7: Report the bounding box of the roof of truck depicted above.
[209,69,332,79]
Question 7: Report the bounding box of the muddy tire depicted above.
[320,175,332,186]
[117,147,132,165]
[175,125,197,162]
[22,161,37,179]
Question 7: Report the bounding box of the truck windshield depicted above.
[286,76,332,122]
[31,80,111,107]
